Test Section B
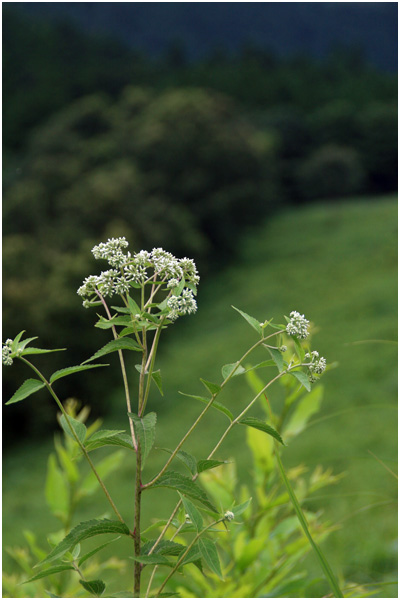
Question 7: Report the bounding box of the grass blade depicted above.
[275,449,343,598]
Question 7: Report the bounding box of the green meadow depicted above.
[3,196,397,595]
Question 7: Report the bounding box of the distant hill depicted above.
[6,2,398,71]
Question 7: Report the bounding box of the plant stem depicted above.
[133,304,148,596]
[19,357,125,524]
[143,335,269,489]
[97,291,137,449]
[275,447,344,598]
[155,518,224,597]
[146,362,290,595]
[134,443,142,597]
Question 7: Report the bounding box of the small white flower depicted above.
[224,511,235,521]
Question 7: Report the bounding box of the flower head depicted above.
[286,311,310,339]
[305,350,327,382]
[224,510,235,522]
[2,339,13,366]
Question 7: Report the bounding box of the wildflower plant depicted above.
[3,237,342,598]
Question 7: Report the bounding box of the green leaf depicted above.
[24,565,74,583]
[290,370,311,392]
[150,471,217,513]
[178,392,233,421]
[238,417,284,445]
[82,339,141,364]
[20,347,66,356]
[232,498,252,517]
[11,330,26,350]
[45,454,69,519]
[60,414,87,445]
[266,347,284,373]
[130,554,173,566]
[232,306,262,335]
[50,364,108,383]
[245,360,275,373]
[39,519,130,564]
[172,276,186,297]
[81,451,124,496]
[200,379,221,396]
[198,538,223,579]
[85,430,134,452]
[6,379,45,405]
[151,370,164,396]
[197,459,226,473]
[95,315,132,329]
[284,385,323,438]
[221,362,246,379]
[179,543,202,566]
[293,337,305,362]
[127,296,141,315]
[179,494,203,532]
[141,539,185,557]
[78,537,121,567]
[160,448,197,475]
[79,579,106,596]
[128,412,156,467]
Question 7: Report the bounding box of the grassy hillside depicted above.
[3,196,397,594]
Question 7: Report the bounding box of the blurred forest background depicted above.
[2,2,398,596]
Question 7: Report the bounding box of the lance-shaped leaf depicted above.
[85,430,134,452]
[141,539,185,557]
[179,494,203,532]
[197,459,227,474]
[82,338,141,364]
[20,347,66,356]
[231,498,252,518]
[127,295,141,315]
[159,448,197,475]
[60,414,87,445]
[50,364,109,384]
[289,370,311,392]
[221,362,246,379]
[79,579,106,596]
[24,565,75,583]
[266,347,285,373]
[95,315,132,329]
[238,417,284,445]
[128,412,156,466]
[178,392,233,421]
[130,554,173,567]
[200,379,221,396]
[6,379,45,405]
[45,454,68,519]
[39,519,130,564]
[150,471,217,513]
[78,537,121,567]
[151,370,163,396]
[198,538,223,579]
[232,306,262,335]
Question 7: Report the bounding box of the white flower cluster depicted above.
[77,239,200,321]
[305,350,327,382]
[167,288,197,321]
[224,510,235,521]
[2,339,13,366]
[286,311,310,339]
